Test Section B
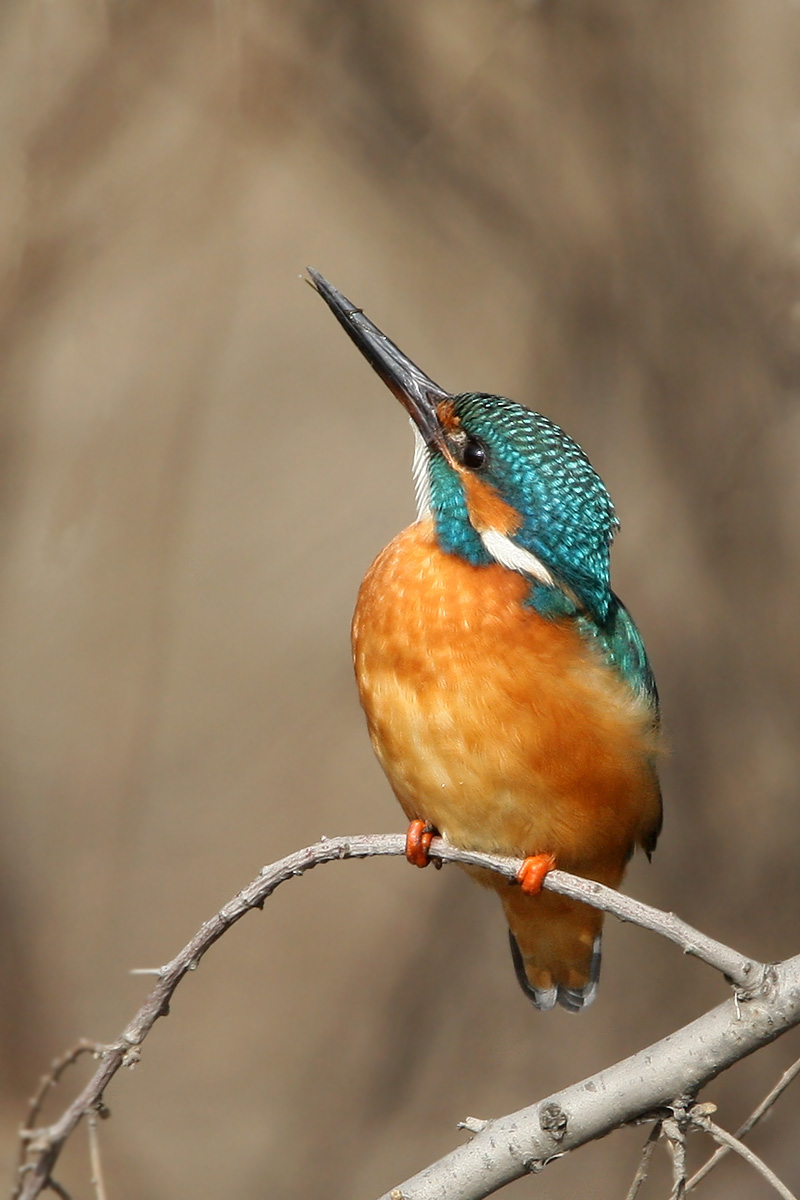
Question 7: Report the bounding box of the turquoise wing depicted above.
[578,593,659,716]
[577,593,662,857]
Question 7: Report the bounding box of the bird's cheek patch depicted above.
[459,471,520,536]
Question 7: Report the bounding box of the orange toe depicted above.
[405,819,436,868]
[517,852,557,896]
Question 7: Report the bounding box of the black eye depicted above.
[462,437,487,470]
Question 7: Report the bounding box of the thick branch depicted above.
[377,958,800,1200]
[11,833,768,1199]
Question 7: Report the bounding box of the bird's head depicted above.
[309,270,618,623]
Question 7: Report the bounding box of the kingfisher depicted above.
[309,269,662,1012]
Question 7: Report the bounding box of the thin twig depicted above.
[686,1054,800,1192]
[43,1183,73,1200]
[624,1120,662,1200]
[87,1115,108,1200]
[14,1041,104,1200]
[9,832,772,1199]
[433,839,759,988]
[690,1113,798,1200]
[664,1113,687,1200]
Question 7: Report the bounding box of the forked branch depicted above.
[686,1054,800,1192]
[376,970,800,1200]
[11,833,785,1200]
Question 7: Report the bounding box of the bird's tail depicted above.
[501,887,604,1013]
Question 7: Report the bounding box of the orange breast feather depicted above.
[352,518,660,882]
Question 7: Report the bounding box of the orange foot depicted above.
[517,853,557,896]
[405,819,437,868]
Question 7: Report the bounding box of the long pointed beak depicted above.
[307,268,450,450]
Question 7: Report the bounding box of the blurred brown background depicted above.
[1,1,799,1197]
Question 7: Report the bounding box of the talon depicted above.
[406,819,436,868]
[517,853,556,896]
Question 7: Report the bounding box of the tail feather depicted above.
[499,867,613,1013]
[509,929,602,1012]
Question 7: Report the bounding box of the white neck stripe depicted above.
[480,528,554,586]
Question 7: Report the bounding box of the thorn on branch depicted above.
[457,1116,489,1134]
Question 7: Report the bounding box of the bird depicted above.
[308,268,662,1012]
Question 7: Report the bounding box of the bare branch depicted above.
[14,1041,105,1200]
[428,838,759,988]
[87,1116,108,1200]
[9,833,775,1199]
[375,957,800,1200]
[686,1054,800,1192]
[44,1183,73,1200]
[664,1111,688,1200]
[624,1121,662,1200]
[689,1112,798,1200]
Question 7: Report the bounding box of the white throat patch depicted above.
[411,423,432,520]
